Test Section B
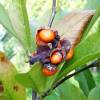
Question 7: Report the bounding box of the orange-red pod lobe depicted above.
[38,29,55,43]
[66,48,74,61]
[50,51,63,65]
[42,67,57,76]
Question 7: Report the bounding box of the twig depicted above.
[32,91,37,100]
[42,62,97,98]
[48,0,56,28]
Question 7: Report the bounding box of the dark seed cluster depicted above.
[29,28,72,76]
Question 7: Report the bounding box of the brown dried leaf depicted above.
[53,10,95,47]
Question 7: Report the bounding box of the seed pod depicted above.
[66,47,74,61]
[38,29,55,42]
[42,65,57,76]
[51,32,60,48]
[60,39,71,53]
[37,45,51,54]
[58,39,71,59]
[36,31,47,46]
[50,49,63,65]
[36,28,56,46]
[29,45,51,65]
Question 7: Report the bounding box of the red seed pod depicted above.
[38,29,55,43]
[66,47,74,61]
[36,31,47,46]
[42,66,58,76]
[36,28,56,46]
[50,49,63,65]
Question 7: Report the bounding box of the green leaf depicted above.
[75,69,96,96]
[57,31,100,80]
[82,5,100,39]
[0,1,35,52]
[93,70,100,84]
[88,85,100,100]
[44,81,86,100]
[43,90,60,100]
[16,62,64,95]
[0,52,26,100]
[0,4,16,39]
[74,5,100,96]
[84,0,100,10]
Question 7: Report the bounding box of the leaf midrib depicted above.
[19,0,33,52]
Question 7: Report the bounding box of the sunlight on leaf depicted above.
[0,1,35,53]
[7,0,34,52]
[0,4,16,39]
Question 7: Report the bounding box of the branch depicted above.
[32,91,37,100]
[48,0,56,28]
[42,62,97,98]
